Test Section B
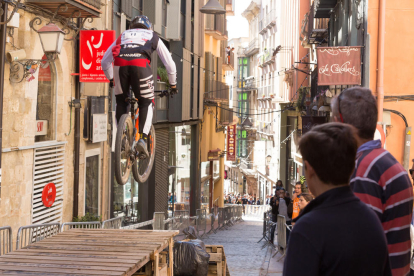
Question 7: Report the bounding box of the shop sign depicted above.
[227,125,236,161]
[208,149,220,161]
[316,46,362,85]
[302,116,327,134]
[80,30,116,83]
[42,182,56,207]
[92,114,107,143]
[35,120,48,136]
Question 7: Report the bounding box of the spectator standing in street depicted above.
[332,87,413,275]
[284,123,391,276]
[292,182,302,221]
[297,193,313,211]
[278,189,292,243]
[269,193,279,243]
[276,180,284,192]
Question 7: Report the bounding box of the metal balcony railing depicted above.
[308,3,329,44]
[220,107,233,125]
[266,10,276,29]
[204,80,230,102]
[258,49,274,67]
[245,38,259,56]
[259,15,267,35]
[205,14,228,40]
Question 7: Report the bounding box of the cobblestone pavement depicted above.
[202,217,284,276]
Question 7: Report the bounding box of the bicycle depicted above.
[114,89,175,185]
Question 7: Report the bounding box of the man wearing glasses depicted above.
[332,87,413,276]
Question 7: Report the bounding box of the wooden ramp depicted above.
[0,229,178,276]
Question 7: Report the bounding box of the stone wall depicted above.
[0,5,112,244]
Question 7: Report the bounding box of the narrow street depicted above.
[203,217,284,276]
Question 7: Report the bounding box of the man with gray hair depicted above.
[331,87,413,276]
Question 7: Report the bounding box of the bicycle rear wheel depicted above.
[115,114,134,185]
[132,125,156,183]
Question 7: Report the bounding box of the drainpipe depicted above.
[73,19,81,218]
[376,0,386,123]
[0,2,7,183]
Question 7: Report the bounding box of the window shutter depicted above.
[32,145,65,224]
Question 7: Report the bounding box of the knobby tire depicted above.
[115,114,133,185]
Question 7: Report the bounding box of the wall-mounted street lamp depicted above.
[200,0,226,14]
[9,23,64,83]
[38,23,65,59]
[266,155,272,164]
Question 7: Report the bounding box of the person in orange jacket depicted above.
[292,182,302,221]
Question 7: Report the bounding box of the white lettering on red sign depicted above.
[80,30,116,83]
[37,121,43,132]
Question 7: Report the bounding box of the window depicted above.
[85,149,101,216]
[35,57,56,142]
[181,135,191,145]
[169,125,192,217]
[132,0,143,14]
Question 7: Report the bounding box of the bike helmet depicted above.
[130,15,152,30]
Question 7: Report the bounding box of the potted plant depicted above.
[270,93,275,98]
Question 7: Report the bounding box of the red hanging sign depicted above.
[42,183,56,207]
[80,30,116,83]
[316,46,362,86]
[227,125,236,161]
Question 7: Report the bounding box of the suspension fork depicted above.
[131,107,140,150]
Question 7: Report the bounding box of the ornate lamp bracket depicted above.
[10,57,51,83]
[28,4,94,41]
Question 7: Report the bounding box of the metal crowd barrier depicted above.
[244,205,270,217]
[258,211,277,251]
[60,222,102,232]
[0,226,12,255]
[196,209,207,237]
[102,217,123,229]
[272,215,290,261]
[16,223,60,249]
[121,219,154,230]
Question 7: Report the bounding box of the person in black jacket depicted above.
[269,194,279,243]
[283,123,391,276]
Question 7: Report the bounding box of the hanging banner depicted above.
[80,30,116,82]
[227,125,236,161]
[316,46,362,86]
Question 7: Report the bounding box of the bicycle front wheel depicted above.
[115,114,134,185]
[132,124,156,183]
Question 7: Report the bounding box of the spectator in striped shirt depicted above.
[332,87,414,276]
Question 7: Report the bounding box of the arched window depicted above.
[35,56,56,142]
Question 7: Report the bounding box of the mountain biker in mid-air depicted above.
[102,15,177,158]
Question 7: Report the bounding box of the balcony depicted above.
[258,49,275,68]
[266,10,276,29]
[259,16,267,35]
[307,3,329,44]
[244,38,259,56]
[25,0,101,17]
[258,86,274,100]
[226,0,235,16]
[220,107,234,126]
[257,121,274,136]
[204,80,230,103]
[205,14,228,41]
[223,51,235,71]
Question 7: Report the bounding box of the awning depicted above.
[240,168,256,178]
[314,0,337,18]
[257,169,277,185]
